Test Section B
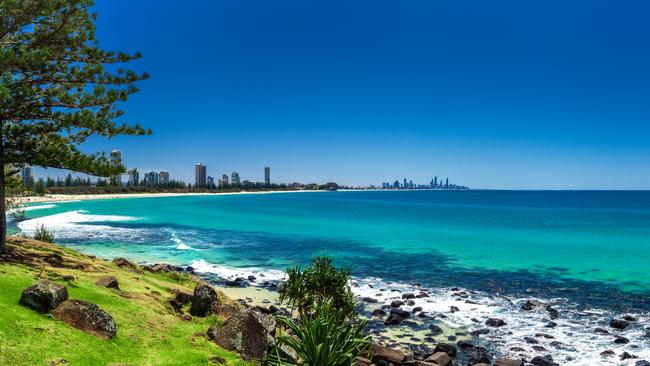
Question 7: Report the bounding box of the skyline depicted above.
[35,0,650,189]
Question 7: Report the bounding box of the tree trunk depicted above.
[0,170,6,253]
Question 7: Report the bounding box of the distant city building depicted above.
[231,172,240,186]
[264,166,271,187]
[433,176,438,188]
[159,171,170,185]
[144,171,160,186]
[207,176,215,188]
[195,163,207,187]
[21,165,33,186]
[219,174,229,188]
[128,169,139,186]
[445,177,449,188]
[110,150,122,185]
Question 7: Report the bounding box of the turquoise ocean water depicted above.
[13,190,650,364]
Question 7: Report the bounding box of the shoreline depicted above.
[13,189,324,205]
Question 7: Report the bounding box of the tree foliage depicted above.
[0,0,150,251]
[278,256,356,318]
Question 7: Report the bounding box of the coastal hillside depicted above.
[0,236,251,366]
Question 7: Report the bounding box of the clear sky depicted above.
[40,0,650,189]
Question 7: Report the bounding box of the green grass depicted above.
[0,237,253,366]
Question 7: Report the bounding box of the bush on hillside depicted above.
[265,299,371,366]
[33,224,55,243]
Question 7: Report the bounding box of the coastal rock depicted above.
[622,314,637,322]
[19,280,68,313]
[372,344,406,365]
[594,327,610,334]
[355,356,373,366]
[530,355,559,366]
[425,352,451,366]
[521,299,545,311]
[372,309,387,316]
[635,361,650,366]
[457,341,475,350]
[466,346,490,365]
[495,358,523,366]
[149,263,173,273]
[112,257,136,268]
[95,276,119,290]
[614,336,630,344]
[429,324,444,336]
[470,328,490,336]
[402,293,416,299]
[361,297,379,303]
[190,284,218,317]
[391,300,406,307]
[600,350,615,357]
[621,352,638,361]
[385,313,406,325]
[609,319,630,330]
[172,289,193,304]
[485,318,506,327]
[62,274,75,281]
[432,343,457,357]
[209,309,276,359]
[545,306,559,319]
[53,300,116,339]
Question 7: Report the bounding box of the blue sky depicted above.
[39,0,650,189]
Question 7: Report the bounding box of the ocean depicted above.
[14,190,650,365]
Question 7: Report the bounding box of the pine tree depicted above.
[0,0,150,252]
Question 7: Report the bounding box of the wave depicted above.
[171,232,195,250]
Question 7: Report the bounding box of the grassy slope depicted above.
[0,237,252,366]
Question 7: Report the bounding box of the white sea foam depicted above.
[17,210,143,241]
[190,259,286,284]
[171,232,195,250]
[21,204,57,211]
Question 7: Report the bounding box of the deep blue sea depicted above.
[14,190,650,364]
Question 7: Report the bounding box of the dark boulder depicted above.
[457,340,475,350]
[19,280,68,313]
[610,319,630,330]
[425,352,451,366]
[530,355,559,366]
[545,306,559,319]
[190,284,218,317]
[521,299,545,311]
[372,309,387,317]
[594,327,610,334]
[53,300,116,339]
[600,350,615,357]
[361,297,379,303]
[614,336,630,344]
[466,346,490,365]
[151,263,173,272]
[209,309,276,359]
[429,324,444,336]
[402,293,416,299]
[622,314,637,322]
[172,289,193,304]
[391,300,405,307]
[621,352,638,361]
[635,361,650,366]
[485,318,506,327]
[470,328,490,336]
[390,308,411,318]
[95,276,119,290]
[450,306,460,313]
[385,313,405,325]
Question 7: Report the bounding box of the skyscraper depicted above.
[433,176,438,188]
[264,166,271,187]
[195,163,207,187]
[231,172,241,186]
[144,171,160,186]
[207,176,215,188]
[220,174,229,188]
[110,150,122,185]
[159,171,170,185]
[445,177,449,189]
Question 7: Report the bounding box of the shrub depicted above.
[33,224,55,243]
[265,299,371,366]
[278,256,355,317]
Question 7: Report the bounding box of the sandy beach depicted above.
[14,190,321,205]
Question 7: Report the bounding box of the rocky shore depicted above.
[4,236,648,365]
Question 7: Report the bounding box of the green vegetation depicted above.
[266,300,371,366]
[0,236,251,366]
[0,0,151,252]
[33,224,54,243]
[273,257,370,365]
[278,257,356,318]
